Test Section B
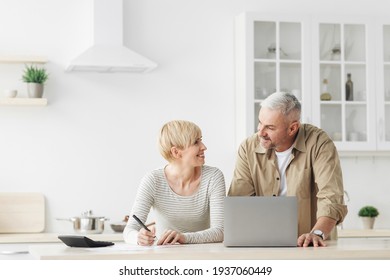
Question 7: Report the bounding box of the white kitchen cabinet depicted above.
[376,21,390,150]
[311,17,376,151]
[235,13,390,153]
[235,13,311,147]
[0,55,48,106]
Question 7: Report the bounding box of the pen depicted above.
[132,214,153,233]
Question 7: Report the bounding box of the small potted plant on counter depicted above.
[22,64,49,98]
[358,205,379,229]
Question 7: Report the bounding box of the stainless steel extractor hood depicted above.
[66,0,157,73]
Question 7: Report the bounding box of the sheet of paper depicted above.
[85,243,184,252]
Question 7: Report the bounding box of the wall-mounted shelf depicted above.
[0,54,49,106]
[0,97,47,106]
[0,55,48,64]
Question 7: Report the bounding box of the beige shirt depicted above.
[228,124,348,236]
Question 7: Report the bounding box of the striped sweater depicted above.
[123,165,226,244]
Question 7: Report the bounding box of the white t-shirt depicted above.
[275,146,293,196]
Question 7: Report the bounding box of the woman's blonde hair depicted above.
[158,120,202,161]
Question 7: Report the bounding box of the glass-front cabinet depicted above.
[254,21,304,129]
[311,18,376,151]
[377,23,390,150]
[235,13,310,146]
[235,12,390,152]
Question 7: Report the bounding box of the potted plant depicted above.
[358,206,379,229]
[22,65,49,98]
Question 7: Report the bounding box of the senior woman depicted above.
[123,120,225,245]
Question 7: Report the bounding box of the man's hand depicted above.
[297,233,327,247]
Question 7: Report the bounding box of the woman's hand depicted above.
[137,226,156,246]
[157,229,185,245]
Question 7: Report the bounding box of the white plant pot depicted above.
[27,83,44,98]
[361,217,376,229]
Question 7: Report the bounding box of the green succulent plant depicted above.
[22,65,49,84]
[358,206,379,217]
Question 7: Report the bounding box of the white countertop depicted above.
[338,229,390,238]
[28,238,390,260]
[2,229,388,244]
[2,230,390,260]
[0,232,124,260]
[0,232,123,243]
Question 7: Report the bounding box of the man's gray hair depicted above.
[261,92,301,121]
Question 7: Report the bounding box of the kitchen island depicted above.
[29,237,390,260]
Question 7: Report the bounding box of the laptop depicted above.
[224,196,298,247]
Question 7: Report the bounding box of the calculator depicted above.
[58,235,115,248]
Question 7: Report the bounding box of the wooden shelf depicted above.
[0,55,48,64]
[0,97,47,106]
[0,55,49,107]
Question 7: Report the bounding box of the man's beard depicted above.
[259,135,275,149]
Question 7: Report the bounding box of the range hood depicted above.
[66,0,157,73]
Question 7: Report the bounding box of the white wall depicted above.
[0,0,389,233]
